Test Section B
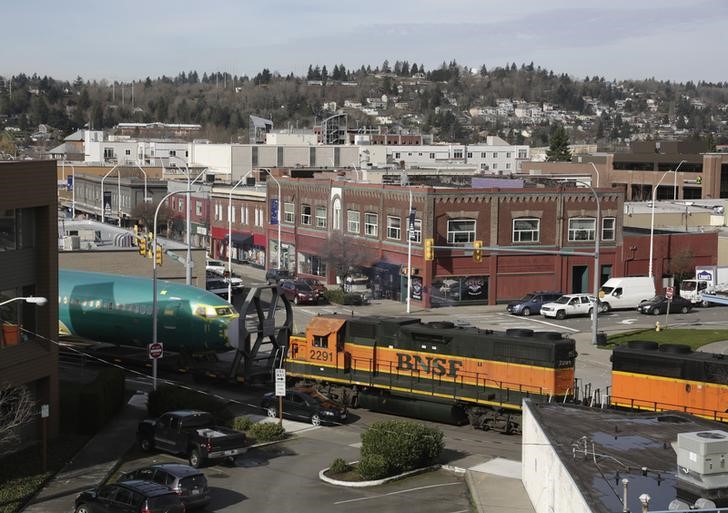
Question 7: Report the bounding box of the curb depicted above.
[319,463,461,487]
[464,470,485,513]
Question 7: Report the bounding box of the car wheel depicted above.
[652,307,661,315]
[601,302,611,313]
[702,299,710,308]
[139,437,153,452]
[556,310,566,320]
[588,307,594,317]
[522,307,531,317]
[680,306,689,314]
[266,407,277,418]
[189,448,203,468]
[75,505,92,513]
[311,414,321,426]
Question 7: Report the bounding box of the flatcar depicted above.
[611,341,728,422]
[285,315,577,432]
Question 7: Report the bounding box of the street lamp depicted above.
[228,171,252,302]
[589,162,600,188]
[572,179,601,347]
[406,188,414,314]
[648,163,685,278]
[134,161,149,203]
[151,190,192,391]
[169,156,206,285]
[263,170,282,270]
[100,164,120,224]
[0,296,48,307]
[672,159,687,201]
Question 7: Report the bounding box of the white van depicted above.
[598,277,656,311]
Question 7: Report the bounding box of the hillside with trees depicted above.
[1,60,727,157]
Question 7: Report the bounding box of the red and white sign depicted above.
[148,342,164,360]
[666,287,674,300]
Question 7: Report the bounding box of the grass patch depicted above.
[324,464,362,482]
[605,328,728,350]
[0,435,90,513]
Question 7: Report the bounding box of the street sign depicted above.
[275,368,286,397]
[666,287,674,301]
[148,342,164,360]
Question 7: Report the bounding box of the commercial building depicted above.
[0,160,59,441]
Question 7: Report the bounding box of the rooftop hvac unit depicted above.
[62,235,80,251]
[677,431,728,490]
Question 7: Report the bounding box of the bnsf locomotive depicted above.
[286,315,577,432]
[611,340,728,422]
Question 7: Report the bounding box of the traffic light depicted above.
[138,237,147,256]
[133,225,139,244]
[473,240,483,263]
[155,245,163,266]
[424,238,434,261]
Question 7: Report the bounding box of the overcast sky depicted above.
[3,0,724,83]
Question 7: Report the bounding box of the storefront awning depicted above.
[230,232,252,245]
[252,233,267,248]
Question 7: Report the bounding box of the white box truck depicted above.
[680,266,728,306]
[598,276,656,311]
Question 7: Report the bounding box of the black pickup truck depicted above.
[137,410,247,468]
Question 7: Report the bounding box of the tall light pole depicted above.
[228,172,252,302]
[169,156,205,285]
[572,180,601,346]
[672,159,687,201]
[151,190,192,391]
[648,167,679,278]
[100,164,120,224]
[589,162,600,188]
[134,161,149,203]
[264,170,282,270]
[406,189,413,314]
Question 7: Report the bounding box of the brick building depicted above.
[0,160,60,441]
[265,178,718,307]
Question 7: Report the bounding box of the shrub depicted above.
[324,288,364,305]
[232,416,253,432]
[147,385,233,425]
[360,420,444,478]
[250,422,286,443]
[329,458,352,475]
[358,453,390,480]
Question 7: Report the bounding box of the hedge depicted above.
[249,422,286,443]
[147,385,233,425]
[323,288,366,305]
[359,420,444,480]
[60,368,125,435]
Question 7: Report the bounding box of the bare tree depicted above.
[131,202,172,233]
[320,231,376,288]
[0,384,36,453]
[669,247,695,294]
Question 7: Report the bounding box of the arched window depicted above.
[332,197,342,230]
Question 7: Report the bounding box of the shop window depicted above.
[316,206,327,229]
[513,218,540,243]
[447,218,476,244]
[347,210,360,233]
[284,202,295,224]
[568,218,596,242]
[365,213,378,237]
[387,216,401,240]
[301,204,312,225]
[602,217,616,241]
[297,253,327,276]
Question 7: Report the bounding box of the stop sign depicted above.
[666,287,674,300]
[148,342,164,360]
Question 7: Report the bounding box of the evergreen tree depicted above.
[546,126,572,162]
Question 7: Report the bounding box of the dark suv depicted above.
[265,268,292,284]
[75,481,184,513]
[506,291,563,316]
[119,463,209,510]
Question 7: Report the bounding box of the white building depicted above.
[83,130,189,166]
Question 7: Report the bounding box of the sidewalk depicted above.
[23,393,147,513]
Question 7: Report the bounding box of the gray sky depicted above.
[3,0,724,83]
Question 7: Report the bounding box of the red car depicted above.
[280,280,319,305]
[300,279,327,300]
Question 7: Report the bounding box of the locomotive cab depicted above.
[290,316,349,371]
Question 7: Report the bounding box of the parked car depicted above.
[540,293,604,320]
[266,268,292,284]
[300,278,327,300]
[206,278,242,298]
[119,463,209,510]
[137,410,247,468]
[206,259,226,275]
[506,291,562,317]
[280,280,318,305]
[637,295,693,315]
[75,481,184,513]
[207,269,244,287]
[261,387,347,426]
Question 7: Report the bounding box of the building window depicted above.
[602,217,616,241]
[506,152,511,158]
[0,209,16,251]
[453,149,463,159]
[255,208,264,227]
[518,149,527,159]
[301,204,312,225]
[298,253,327,277]
[467,152,473,159]
[316,206,327,229]
[568,218,596,242]
[242,207,249,225]
[447,218,476,244]
[387,216,401,240]
[492,163,498,170]
[103,147,114,160]
[125,149,131,155]
[332,198,341,230]
[347,210,360,233]
[481,152,487,158]
[409,219,422,243]
[170,150,176,157]
[364,213,378,237]
[284,202,295,224]
[493,152,498,158]
[513,218,540,243]
[429,152,435,159]
[178,198,184,212]
[395,152,401,159]
[195,202,202,216]
[506,163,511,170]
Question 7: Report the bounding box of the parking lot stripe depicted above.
[496,313,580,332]
[334,482,460,504]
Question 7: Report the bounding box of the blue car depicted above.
[506,291,563,317]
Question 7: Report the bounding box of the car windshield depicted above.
[554,296,570,304]
[519,294,536,302]
[681,281,696,291]
[182,414,213,428]
[601,286,614,294]
[294,281,312,291]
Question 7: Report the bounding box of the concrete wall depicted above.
[522,401,591,513]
